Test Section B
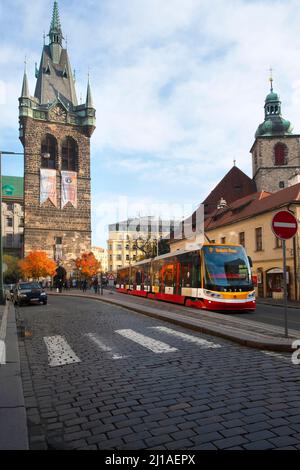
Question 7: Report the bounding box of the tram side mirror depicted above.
[248,256,253,268]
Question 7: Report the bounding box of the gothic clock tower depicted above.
[19,1,96,273]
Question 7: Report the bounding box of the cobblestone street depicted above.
[18,296,300,450]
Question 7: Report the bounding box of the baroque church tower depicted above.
[251,75,300,193]
[19,1,96,273]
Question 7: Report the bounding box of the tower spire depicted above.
[21,57,30,97]
[49,1,63,41]
[48,1,64,63]
[86,73,94,108]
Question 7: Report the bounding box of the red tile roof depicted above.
[205,183,300,231]
[203,166,257,215]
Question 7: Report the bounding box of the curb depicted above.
[49,292,296,353]
[257,301,300,310]
[0,302,29,450]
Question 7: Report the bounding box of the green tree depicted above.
[3,255,22,284]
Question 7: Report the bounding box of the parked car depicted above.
[13,282,47,306]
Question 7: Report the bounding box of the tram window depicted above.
[136,270,142,284]
[164,265,174,287]
[164,269,173,287]
[153,262,161,286]
[182,264,192,287]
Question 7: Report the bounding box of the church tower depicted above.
[18,1,96,273]
[251,74,300,192]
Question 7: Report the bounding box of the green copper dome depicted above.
[255,117,293,138]
[255,82,293,138]
[265,91,279,102]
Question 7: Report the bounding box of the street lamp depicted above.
[0,150,50,304]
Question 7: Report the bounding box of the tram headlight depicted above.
[204,290,223,299]
[247,291,256,299]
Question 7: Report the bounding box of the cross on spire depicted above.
[269,66,274,92]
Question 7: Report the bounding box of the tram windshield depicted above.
[203,245,253,292]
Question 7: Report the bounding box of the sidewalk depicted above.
[0,302,29,450]
[257,297,300,309]
[49,289,300,353]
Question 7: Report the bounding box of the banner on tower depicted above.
[61,171,77,208]
[40,169,57,207]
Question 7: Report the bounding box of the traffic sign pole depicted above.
[282,239,288,338]
[271,210,299,338]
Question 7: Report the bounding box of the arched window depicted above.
[61,137,77,172]
[41,134,57,169]
[274,143,287,166]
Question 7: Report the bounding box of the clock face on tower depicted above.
[49,105,67,123]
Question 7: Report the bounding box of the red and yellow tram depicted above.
[116,244,256,312]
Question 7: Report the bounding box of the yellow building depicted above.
[91,246,109,273]
[171,184,300,300]
[108,217,179,273]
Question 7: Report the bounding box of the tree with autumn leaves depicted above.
[74,252,101,279]
[19,251,57,280]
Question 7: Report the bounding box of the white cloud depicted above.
[2,0,300,247]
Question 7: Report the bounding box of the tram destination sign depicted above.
[271,210,298,240]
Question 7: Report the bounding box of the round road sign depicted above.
[271,210,298,240]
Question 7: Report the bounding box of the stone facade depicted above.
[252,136,300,192]
[20,116,92,272]
[18,2,95,274]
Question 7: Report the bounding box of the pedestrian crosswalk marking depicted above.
[116,329,178,354]
[85,333,129,360]
[150,326,221,349]
[44,335,81,367]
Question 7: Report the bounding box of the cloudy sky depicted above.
[1,0,300,246]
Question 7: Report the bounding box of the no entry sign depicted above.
[271,210,298,240]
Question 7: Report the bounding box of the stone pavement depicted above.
[16,296,300,450]
[48,289,300,353]
[0,302,29,449]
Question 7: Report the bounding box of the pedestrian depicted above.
[93,277,98,294]
[82,279,87,292]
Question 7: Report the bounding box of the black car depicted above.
[13,282,48,306]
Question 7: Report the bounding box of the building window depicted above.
[41,134,57,169]
[279,181,285,189]
[61,137,78,172]
[6,202,13,211]
[19,218,24,228]
[239,232,245,247]
[6,234,13,247]
[255,227,263,251]
[117,255,122,261]
[126,255,129,261]
[55,237,63,245]
[274,143,287,166]
[6,217,13,227]
[221,237,226,244]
